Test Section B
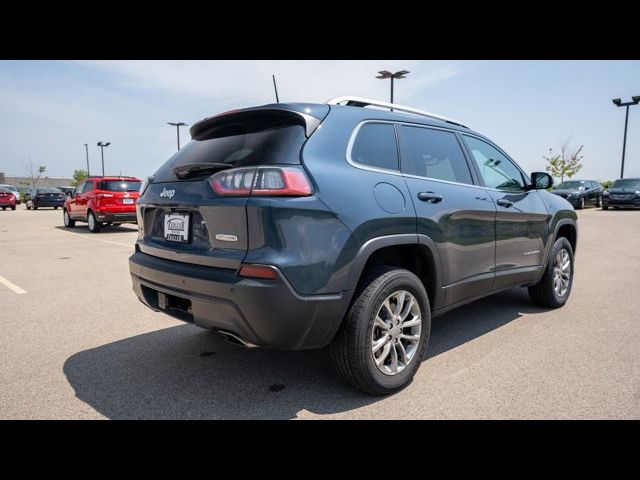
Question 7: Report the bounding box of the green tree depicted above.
[600,180,614,190]
[71,169,88,187]
[25,161,47,188]
[543,140,584,183]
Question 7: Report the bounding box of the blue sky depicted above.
[0,60,638,181]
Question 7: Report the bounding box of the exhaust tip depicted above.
[217,330,258,348]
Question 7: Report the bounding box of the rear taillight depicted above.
[95,193,114,199]
[210,166,313,197]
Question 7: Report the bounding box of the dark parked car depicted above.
[551,179,601,209]
[25,187,66,210]
[602,178,640,210]
[129,96,578,395]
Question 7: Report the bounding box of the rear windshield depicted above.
[98,181,141,192]
[153,114,306,182]
[38,188,63,194]
[556,181,584,189]
[613,179,640,188]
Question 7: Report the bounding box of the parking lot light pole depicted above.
[612,96,640,178]
[167,122,188,151]
[97,142,110,176]
[376,70,410,109]
[83,143,90,176]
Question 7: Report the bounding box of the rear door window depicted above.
[350,123,399,171]
[399,125,473,184]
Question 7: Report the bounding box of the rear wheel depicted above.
[32,202,38,210]
[576,197,585,210]
[528,237,574,308]
[87,211,102,233]
[63,209,75,228]
[1,206,5,211]
[54,206,58,210]
[330,266,430,395]
[11,205,16,211]
[595,195,601,208]
[602,203,609,210]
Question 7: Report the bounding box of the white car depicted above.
[0,184,21,204]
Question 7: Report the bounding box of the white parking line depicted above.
[0,275,27,294]
[56,229,134,248]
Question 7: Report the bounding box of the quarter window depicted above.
[399,126,473,184]
[463,136,525,191]
[350,123,399,171]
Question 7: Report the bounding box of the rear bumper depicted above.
[128,250,352,350]
[96,212,137,223]
[35,199,65,207]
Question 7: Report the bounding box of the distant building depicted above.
[1,175,74,193]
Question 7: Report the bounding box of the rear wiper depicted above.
[173,163,232,179]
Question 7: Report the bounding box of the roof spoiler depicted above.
[190,104,330,140]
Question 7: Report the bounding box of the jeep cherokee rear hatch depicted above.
[137,104,329,270]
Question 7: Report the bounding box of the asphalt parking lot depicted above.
[1,206,639,419]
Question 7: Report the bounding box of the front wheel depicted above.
[576,197,585,210]
[330,266,431,395]
[602,203,609,210]
[528,237,574,308]
[87,211,102,233]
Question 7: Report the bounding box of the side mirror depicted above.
[531,172,553,190]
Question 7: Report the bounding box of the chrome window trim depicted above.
[345,120,401,175]
[345,120,538,195]
[346,120,487,191]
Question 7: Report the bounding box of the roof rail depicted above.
[326,96,467,128]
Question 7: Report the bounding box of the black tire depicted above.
[87,210,102,233]
[528,237,574,308]
[595,196,601,208]
[32,203,38,210]
[11,206,16,211]
[576,197,585,210]
[63,209,75,228]
[613,206,620,210]
[602,204,608,210]
[1,207,5,210]
[330,266,431,396]
[54,206,58,210]
[112,223,121,227]
[26,205,31,210]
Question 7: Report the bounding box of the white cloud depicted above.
[77,60,470,106]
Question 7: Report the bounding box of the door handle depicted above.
[417,192,444,203]
[497,198,514,207]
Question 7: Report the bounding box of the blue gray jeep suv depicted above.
[129,96,578,395]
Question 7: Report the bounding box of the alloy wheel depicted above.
[371,290,422,375]
[553,248,571,297]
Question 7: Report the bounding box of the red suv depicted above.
[63,176,142,232]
